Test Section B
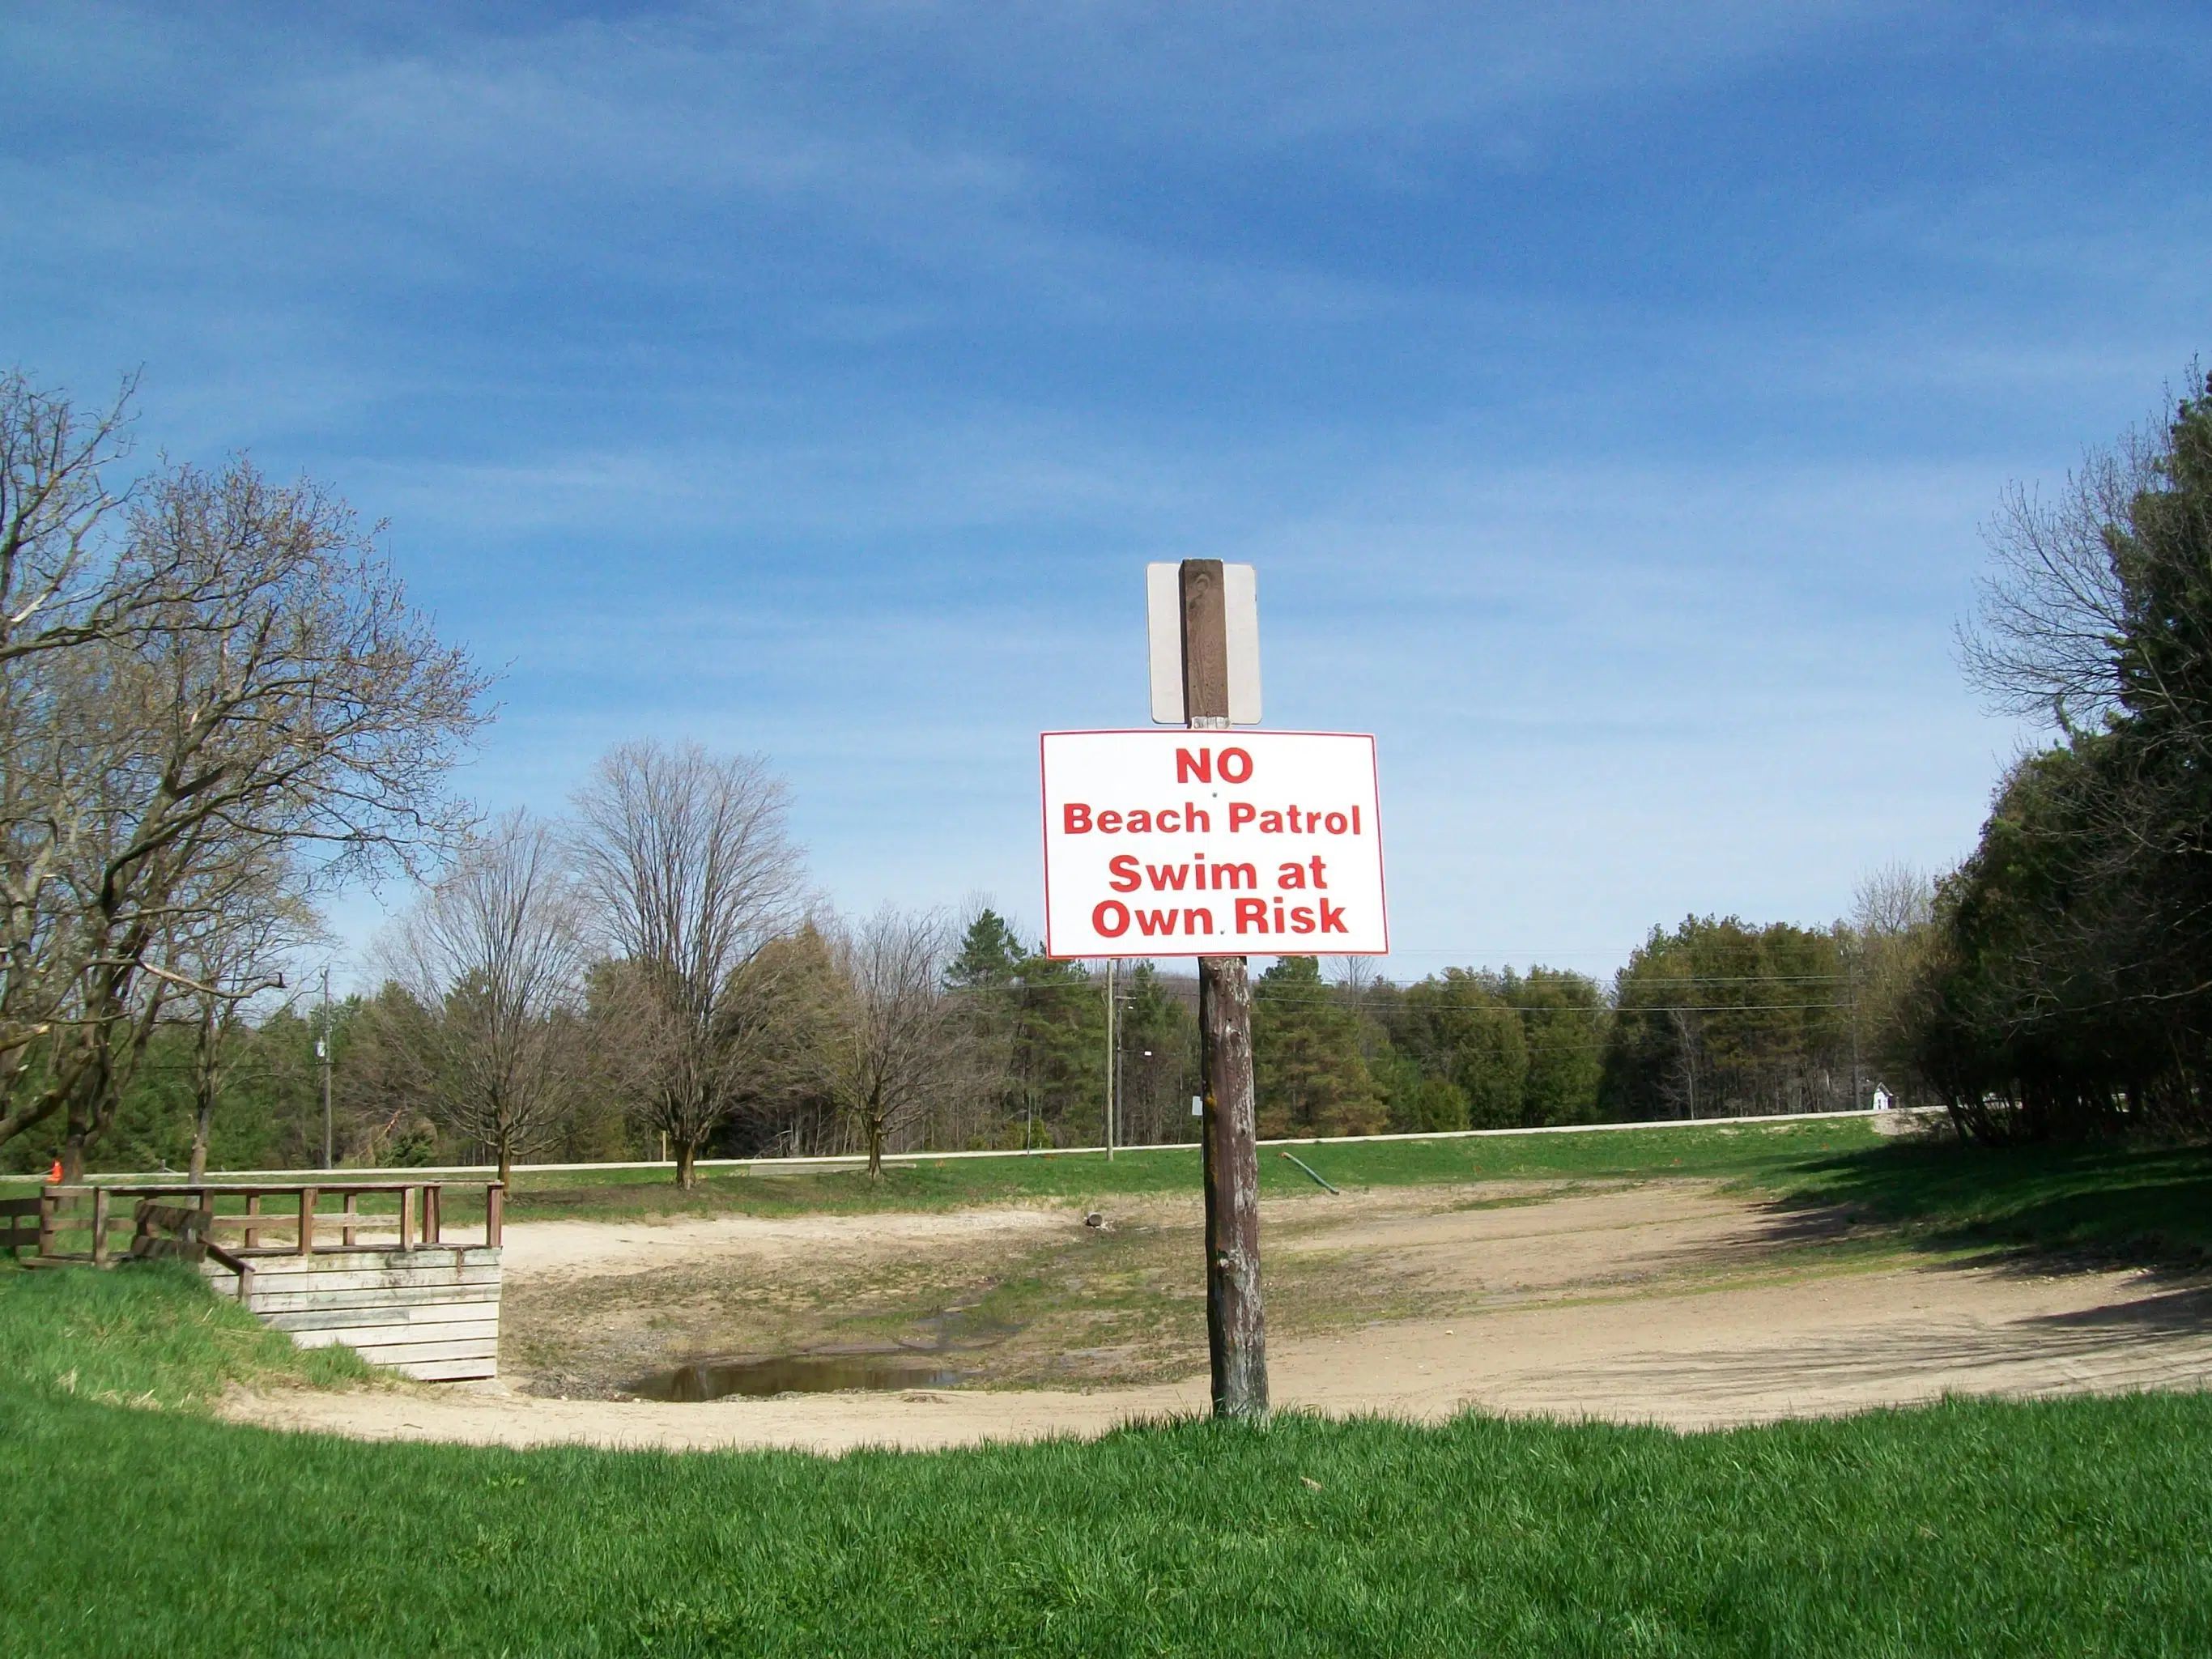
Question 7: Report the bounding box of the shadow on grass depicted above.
[1763,1136,2212,1270]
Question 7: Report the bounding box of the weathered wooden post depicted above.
[1104,957,1118,1162]
[1180,559,1268,1419]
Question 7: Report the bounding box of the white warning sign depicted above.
[1040,730,1388,958]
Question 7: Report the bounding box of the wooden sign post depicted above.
[1179,559,1268,1419]
[1039,559,1388,1419]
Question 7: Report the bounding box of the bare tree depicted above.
[1853,861,1934,939]
[0,367,136,670]
[374,812,588,1184]
[1847,861,1939,1111]
[719,921,849,1156]
[571,742,804,1186]
[1,370,137,1128]
[1960,407,2184,734]
[0,442,493,1173]
[823,907,966,1179]
[162,849,321,1180]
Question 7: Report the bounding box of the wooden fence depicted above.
[19,1180,504,1382]
[2,1197,36,1261]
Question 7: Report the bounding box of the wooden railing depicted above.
[2,1197,37,1261]
[19,1180,504,1266]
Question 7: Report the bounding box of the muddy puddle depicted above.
[629,1354,967,1402]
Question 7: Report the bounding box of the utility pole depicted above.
[1182,558,1267,1419]
[1849,963,1862,1112]
[319,966,334,1170]
[1104,957,1117,1161]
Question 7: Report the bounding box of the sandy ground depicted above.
[223,1181,2212,1455]
[496,1205,1073,1279]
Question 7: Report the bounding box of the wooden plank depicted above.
[134,1200,213,1235]
[243,1284,498,1309]
[203,1210,406,1229]
[264,1302,500,1334]
[202,1266,502,1303]
[90,1186,110,1266]
[228,1274,501,1302]
[1178,559,1231,720]
[266,1323,502,1355]
[295,1330,499,1362]
[397,1357,500,1381]
[213,1265,500,1291]
[349,1353,502,1380]
[240,1291,500,1318]
[275,1318,502,1350]
[217,1244,500,1271]
[108,1182,423,1199]
[202,1241,254,1303]
[219,1265,506,1291]
[229,1249,501,1276]
[297,1186,317,1256]
[231,1283,502,1315]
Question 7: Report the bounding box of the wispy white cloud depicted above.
[1,0,2193,983]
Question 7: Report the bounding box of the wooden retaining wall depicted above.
[201,1246,502,1381]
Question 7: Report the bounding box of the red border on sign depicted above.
[1037,729,1389,961]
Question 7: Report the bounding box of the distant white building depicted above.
[1871,1085,1894,1112]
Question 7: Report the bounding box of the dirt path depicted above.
[223,1181,2212,1454]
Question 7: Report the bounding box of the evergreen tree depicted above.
[1252,957,1385,1138]
[1602,917,1851,1120]
[945,909,1024,989]
[1395,970,1527,1129]
[1502,967,1608,1125]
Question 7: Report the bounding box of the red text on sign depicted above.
[1232,897,1349,935]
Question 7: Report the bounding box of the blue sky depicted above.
[6,2,2208,981]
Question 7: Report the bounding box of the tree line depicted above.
[1881,368,2212,1142]
[21,360,2193,1178]
[3,876,1921,1183]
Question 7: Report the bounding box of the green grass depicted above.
[0,1258,372,1407]
[7,1152,2211,1656]
[496,1118,1890,1224]
[1775,1137,2212,1266]
[0,1117,1890,1227]
[15,1112,2207,1270]
[2,1270,2206,1656]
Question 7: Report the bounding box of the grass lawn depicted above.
[1777,1136,2212,1266]
[7,1118,2212,1657]
[4,1117,1891,1237]
[498,1117,1893,1223]
[4,1262,2210,1657]
[16,1116,2211,1272]
[449,1118,2212,1273]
